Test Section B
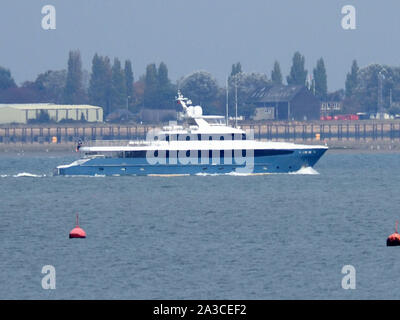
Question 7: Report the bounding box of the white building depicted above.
[0,104,103,124]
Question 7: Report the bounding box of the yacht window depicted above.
[106,151,123,158]
[208,118,225,125]
[125,151,147,158]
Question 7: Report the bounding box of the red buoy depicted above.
[69,214,86,239]
[387,221,400,246]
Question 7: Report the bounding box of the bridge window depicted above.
[124,151,147,158]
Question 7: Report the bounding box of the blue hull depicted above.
[56,148,327,176]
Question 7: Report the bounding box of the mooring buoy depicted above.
[387,221,400,246]
[69,213,86,239]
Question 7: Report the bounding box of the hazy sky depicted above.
[1,0,399,91]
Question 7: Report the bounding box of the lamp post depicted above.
[126,95,130,110]
[378,69,386,119]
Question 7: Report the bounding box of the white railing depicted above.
[85,139,167,147]
[85,140,144,147]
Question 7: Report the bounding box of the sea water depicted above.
[0,151,400,299]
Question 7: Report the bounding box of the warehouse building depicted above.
[251,85,320,121]
[0,104,103,124]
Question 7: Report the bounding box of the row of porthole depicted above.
[155,134,247,141]
[154,150,247,157]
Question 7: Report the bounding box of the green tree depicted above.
[124,60,134,108]
[110,58,126,111]
[388,105,400,116]
[158,62,169,88]
[0,66,16,90]
[313,58,328,100]
[327,89,345,101]
[64,50,86,104]
[88,54,112,114]
[345,60,359,98]
[230,62,242,77]
[33,70,66,103]
[271,61,283,85]
[144,63,159,108]
[287,51,307,85]
[143,63,159,109]
[350,64,400,113]
[157,62,175,109]
[180,71,218,114]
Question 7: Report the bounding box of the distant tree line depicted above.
[0,49,398,122]
[342,61,400,115]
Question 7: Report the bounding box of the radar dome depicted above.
[186,106,203,117]
[193,106,203,116]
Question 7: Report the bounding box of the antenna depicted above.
[226,77,229,126]
[235,77,238,128]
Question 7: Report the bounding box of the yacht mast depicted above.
[226,77,229,126]
[235,78,238,128]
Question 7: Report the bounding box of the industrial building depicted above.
[0,104,103,124]
[251,85,321,121]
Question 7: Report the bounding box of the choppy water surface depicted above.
[1,151,400,299]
